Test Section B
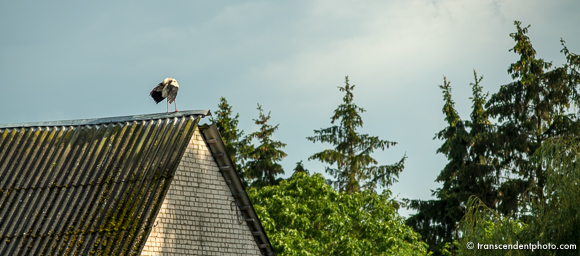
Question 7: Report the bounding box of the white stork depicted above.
[150,78,179,113]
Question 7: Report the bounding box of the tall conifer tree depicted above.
[307,76,405,193]
[243,104,287,189]
[486,21,580,215]
[406,73,496,255]
[210,97,249,186]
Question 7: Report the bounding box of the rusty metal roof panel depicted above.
[0,111,207,256]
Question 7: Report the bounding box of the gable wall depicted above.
[140,128,262,256]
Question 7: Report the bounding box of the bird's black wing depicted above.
[150,83,166,103]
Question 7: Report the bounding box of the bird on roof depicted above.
[150,77,179,113]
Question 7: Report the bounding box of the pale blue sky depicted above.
[2,1,579,216]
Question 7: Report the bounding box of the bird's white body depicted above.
[161,78,179,103]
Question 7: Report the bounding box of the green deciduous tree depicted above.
[210,97,249,186]
[457,135,580,256]
[307,76,405,193]
[525,136,580,254]
[243,104,287,189]
[456,196,526,256]
[248,172,429,256]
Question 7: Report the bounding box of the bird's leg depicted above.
[166,100,169,113]
[174,99,178,112]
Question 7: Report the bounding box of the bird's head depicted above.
[163,77,179,87]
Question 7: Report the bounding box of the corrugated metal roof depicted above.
[0,110,208,256]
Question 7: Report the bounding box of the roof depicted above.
[0,111,208,255]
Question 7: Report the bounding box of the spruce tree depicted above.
[290,160,310,180]
[406,73,497,255]
[243,104,287,189]
[307,76,405,193]
[486,21,580,216]
[293,160,309,175]
[433,72,497,214]
[210,97,249,186]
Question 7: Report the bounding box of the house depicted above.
[0,110,275,256]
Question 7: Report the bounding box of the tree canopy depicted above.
[248,172,429,256]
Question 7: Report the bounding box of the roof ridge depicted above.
[0,110,211,128]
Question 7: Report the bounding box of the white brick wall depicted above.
[141,129,262,256]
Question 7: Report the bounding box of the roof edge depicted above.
[0,110,211,129]
[198,123,276,256]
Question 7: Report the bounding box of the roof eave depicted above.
[198,123,276,256]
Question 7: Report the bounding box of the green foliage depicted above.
[247,172,429,256]
[525,136,580,254]
[456,196,527,256]
[456,136,580,256]
[243,104,287,188]
[210,97,249,186]
[307,76,406,193]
